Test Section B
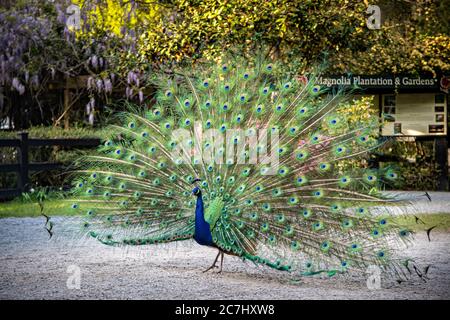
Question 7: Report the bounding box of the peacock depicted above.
[62,53,415,278]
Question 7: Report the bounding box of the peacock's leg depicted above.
[217,251,225,274]
[203,250,221,273]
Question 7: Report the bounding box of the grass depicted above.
[0,198,75,218]
[1,199,450,233]
[0,126,109,139]
[392,213,450,232]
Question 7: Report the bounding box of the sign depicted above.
[316,75,447,92]
[381,93,447,136]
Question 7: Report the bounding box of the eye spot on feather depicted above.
[184,99,190,107]
[359,135,369,143]
[296,176,308,186]
[261,222,269,232]
[243,73,249,79]
[203,80,209,88]
[266,64,273,71]
[165,90,172,97]
[399,230,409,237]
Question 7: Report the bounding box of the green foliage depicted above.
[123,0,449,75]
[380,140,441,190]
[76,0,449,75]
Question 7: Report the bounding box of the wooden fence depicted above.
[0,132,100,199]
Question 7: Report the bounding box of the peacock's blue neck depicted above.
[193,193,213,246]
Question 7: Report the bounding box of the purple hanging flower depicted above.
[104,78,112,93]
[96,78,103,92]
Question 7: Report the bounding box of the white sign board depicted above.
[381,93,447,136]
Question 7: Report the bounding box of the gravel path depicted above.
[0,215,449,300]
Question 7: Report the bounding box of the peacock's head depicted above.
[191,178,202,197]
[192,186,201,197]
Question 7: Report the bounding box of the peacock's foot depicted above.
[202,264,219,273]
[203,250,223,273]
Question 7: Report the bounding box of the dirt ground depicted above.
[0,216,449,300]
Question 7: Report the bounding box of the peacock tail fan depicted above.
[61,52,416,279]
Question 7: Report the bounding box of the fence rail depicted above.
[0,132,100,199]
